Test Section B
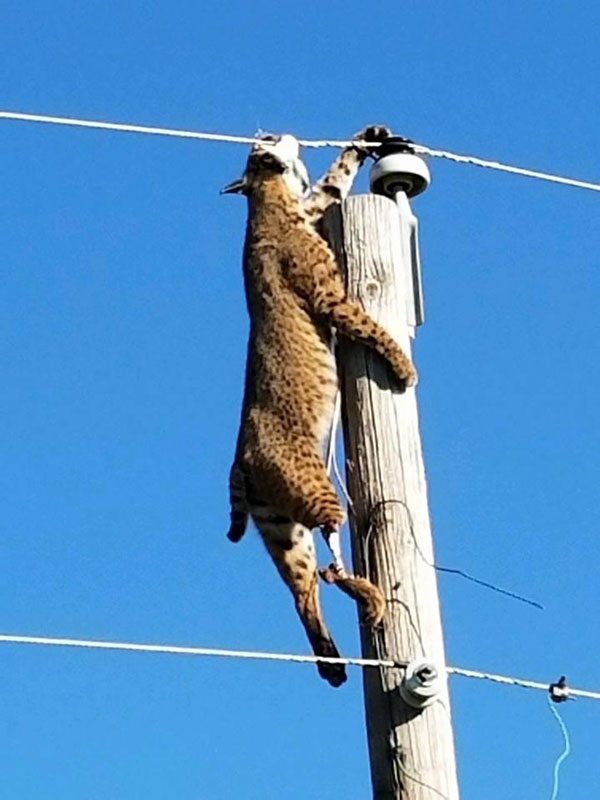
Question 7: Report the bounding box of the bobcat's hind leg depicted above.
[320,566,386,627]
[259,521,347,687]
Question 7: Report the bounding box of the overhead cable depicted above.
[1,110,599,193]
[1,633,599,700]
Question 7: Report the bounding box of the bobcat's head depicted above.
[222,134,310,198]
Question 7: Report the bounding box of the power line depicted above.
[1,110,599,194]
[411,143,600,193]
[0,110,259,145]
[447,665,600,700]
[1,633,599,700]
[0,633,394,669]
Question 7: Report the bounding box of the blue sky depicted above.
[1,2,599,797]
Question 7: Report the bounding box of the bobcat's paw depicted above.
[351,124,392,157]
[402,361,418,388]
[388,357,418,393]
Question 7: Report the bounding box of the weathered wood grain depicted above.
[325,195,460,800]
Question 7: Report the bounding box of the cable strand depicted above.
[548,696,571,800]
[0,633,395,668]
[1,110,599,193]
[412,143,600,193]
[1,633,599,700]
[367,498,543,610]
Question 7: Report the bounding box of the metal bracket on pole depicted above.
[399,660,443,709]
[369,137,431,332]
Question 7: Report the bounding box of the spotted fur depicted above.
[224,127,416,686]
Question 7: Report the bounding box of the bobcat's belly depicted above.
[247,309,338,446]
[306,343,338,445]
[273,322,337,443]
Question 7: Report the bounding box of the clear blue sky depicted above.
[1,2,599,797]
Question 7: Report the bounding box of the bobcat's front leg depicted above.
[286,241,417,388]
[306,260,416,387]
[324,295,417,388]
[303,125,391,226]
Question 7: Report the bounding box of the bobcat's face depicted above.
[222,134,310,198]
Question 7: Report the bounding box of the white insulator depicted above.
[370,152,431,199]
[399,660,442,709]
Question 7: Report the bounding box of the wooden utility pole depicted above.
[325,148,460,799]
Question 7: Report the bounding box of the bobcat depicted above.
[222,127,417,686]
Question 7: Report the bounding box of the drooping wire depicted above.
[361,496,543,611]
[548,696,571,800]
[396,757,450,800]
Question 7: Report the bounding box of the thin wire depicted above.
[433,563,544,610]
[448,665,600,701]
[0,111,260,146]
[1,633,599,701]
[548,696,571,800]
[0,633,396,669]
[396,758,449,800]
[332,446,353,508]
[325,391,338,475]
[0,110,353,148]
[367,498,543,610]
[2,110,600,193]
[412,143,600,193]
[326,389,354,508]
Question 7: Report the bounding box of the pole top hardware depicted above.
[374,135,416,155]
[370,136,431,199]
[399,660,442,709]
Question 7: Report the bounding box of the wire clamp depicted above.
[549,675,571,703]
[400,660,442,708]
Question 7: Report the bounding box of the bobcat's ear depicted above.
[221,175,248,194]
